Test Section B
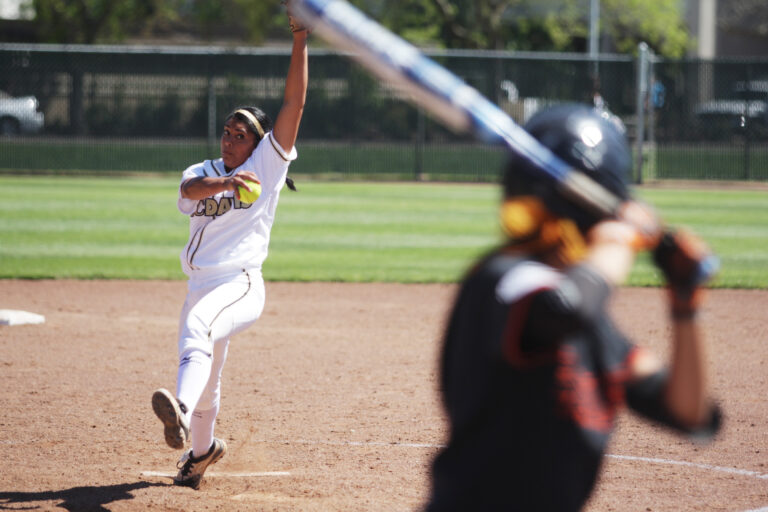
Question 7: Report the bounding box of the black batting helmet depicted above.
[503,103,632,232]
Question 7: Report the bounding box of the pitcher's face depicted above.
[221,118,257,170]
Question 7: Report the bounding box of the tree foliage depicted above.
[31,0,166,44]
[601,0,689,58]
[175,0,287,43]
[230,0,287,43]
[27,0,690,58]
[30,0,288,44]
[356,0,690,58]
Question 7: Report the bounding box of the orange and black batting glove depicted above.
[652,229,719,319]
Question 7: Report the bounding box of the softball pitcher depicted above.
[151,6,309,489]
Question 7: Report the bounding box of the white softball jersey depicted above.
[177,131,297,287]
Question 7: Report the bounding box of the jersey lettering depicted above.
[217,197,232,216]
[194,197,252,218]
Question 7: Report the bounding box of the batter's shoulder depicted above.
[458,250,559,307]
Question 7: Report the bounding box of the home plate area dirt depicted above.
[1,280,766,511]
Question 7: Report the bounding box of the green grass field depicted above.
[1,175,766,287]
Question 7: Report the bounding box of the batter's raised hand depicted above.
[617,200,663,251]
[584,200,661,287]
[653,229,718,318]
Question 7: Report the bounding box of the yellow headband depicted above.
[234,109,265,139]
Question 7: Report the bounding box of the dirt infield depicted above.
[1,280,766,511]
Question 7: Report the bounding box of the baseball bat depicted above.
[290,0,719,283]
[290,0,622,218]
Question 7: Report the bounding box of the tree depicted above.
[30,0,287,45]
[231,0,288,43]
[349,0,691,58]
[27,0,690,57]
[426,0,515,50]
[176,0,286,44]
[31,0,168,44]
[601,0,689,58]
[350,0,443,46]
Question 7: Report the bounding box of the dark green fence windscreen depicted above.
[1,43,767,181]
[652,59,768,181]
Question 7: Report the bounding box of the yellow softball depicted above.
[237,179,262,204]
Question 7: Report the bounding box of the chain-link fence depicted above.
[1,43,767,182]
[652,58,768,181]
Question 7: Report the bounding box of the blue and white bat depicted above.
[290,0,622,218]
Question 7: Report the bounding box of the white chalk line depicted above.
[258,438,768,481]
[141,441,767,510]
[270,438,441,449]
[140,470,290,478]
[139,439,767,510]
[605,454,768,480]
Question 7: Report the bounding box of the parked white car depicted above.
[0,91,45,135]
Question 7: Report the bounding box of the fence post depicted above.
[589,0,600,78]
[415,108,425,181]
[207,75,217,153]
[634,42,650,184]
[743,64,753,180]
[647,49,656,181]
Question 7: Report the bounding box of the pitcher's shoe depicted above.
[151,388,189,449]
[174,438,227,489]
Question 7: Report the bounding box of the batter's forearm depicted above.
[664,318,710,428]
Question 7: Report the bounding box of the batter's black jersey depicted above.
[426,249,719,512]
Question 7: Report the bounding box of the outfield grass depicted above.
[0,175,766,287]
